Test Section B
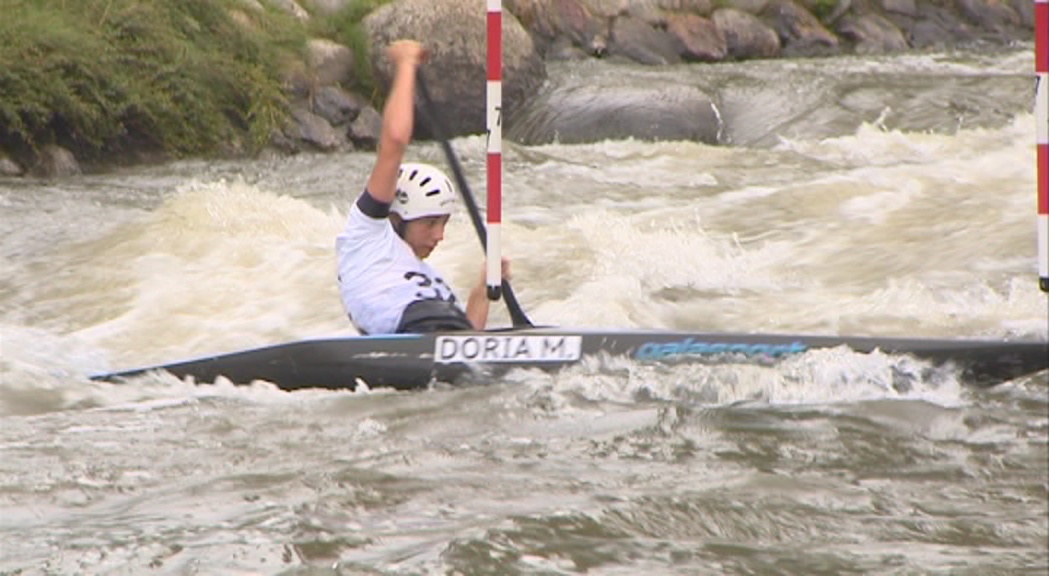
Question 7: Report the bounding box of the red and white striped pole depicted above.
[1039,0,1049,292]
[486,0,503,301]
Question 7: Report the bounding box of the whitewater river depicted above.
[2,47,1047,574]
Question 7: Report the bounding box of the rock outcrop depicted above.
[0,0,1034,176]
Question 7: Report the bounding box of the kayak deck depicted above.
[91,329,1049,391]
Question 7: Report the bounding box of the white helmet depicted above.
[392,163,456,220]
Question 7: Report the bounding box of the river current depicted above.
[1,47,1047,574]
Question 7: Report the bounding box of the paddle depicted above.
[415,72,534,328]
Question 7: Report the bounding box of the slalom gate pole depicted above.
[486,0,504,300]
[1038,0,1048,292]
[415,74,535,328]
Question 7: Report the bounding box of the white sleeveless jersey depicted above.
[336,201,461,334]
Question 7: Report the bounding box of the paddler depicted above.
[336,40,509,334]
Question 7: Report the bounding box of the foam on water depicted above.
[61,178,356,367]
[2,128,1041,421]
[0,321,381,417]
[1,69,1045,420]
[495,345,966,412]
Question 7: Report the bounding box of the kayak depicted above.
[91,328,1049,390]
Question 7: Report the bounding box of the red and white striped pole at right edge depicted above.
[1038,0,1049,292]
[486,0,503,301]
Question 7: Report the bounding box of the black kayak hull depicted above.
[91,329,1049,391]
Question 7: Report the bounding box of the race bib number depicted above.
[435,335,583,364]
[403,271,455,303]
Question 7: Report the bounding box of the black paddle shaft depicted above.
[415,73,534,328]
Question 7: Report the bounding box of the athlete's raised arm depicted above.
[366,40,428,205]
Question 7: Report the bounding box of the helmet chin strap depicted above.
[391,214,407,239]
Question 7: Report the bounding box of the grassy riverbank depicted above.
[0,0,389,167]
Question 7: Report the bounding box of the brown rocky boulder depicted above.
[508,0,609,57]
[365,0,547,139]
[666,12,728,61]
[762,0,840,57]
[713,8,781,59]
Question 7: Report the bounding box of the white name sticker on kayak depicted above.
[435,335,583,363]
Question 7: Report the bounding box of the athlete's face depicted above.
[404,215,450,259]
